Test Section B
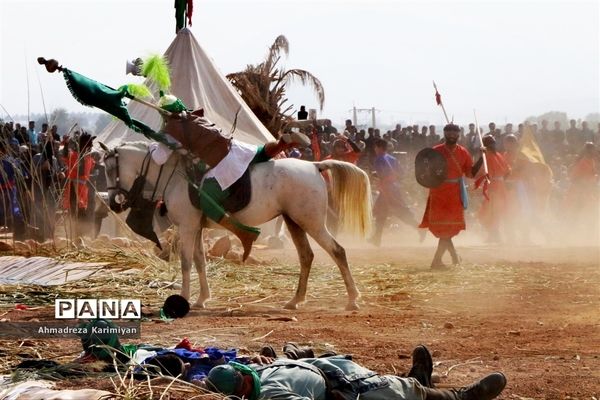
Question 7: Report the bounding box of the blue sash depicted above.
[445,177,469,210]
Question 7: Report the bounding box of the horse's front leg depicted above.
[178,226,196,302]
[192,228,210,308]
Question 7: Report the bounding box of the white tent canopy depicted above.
[96,28,273,146]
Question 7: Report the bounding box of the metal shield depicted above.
[415,148,447,188]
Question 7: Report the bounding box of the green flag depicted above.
[62,68,175,147]
[64,68,135,127]
[175,0,186,33]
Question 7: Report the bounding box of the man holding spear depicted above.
[419,83,484,269]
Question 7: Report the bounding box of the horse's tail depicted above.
[315,160,373,237]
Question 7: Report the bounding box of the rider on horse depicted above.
[156,93,311,261]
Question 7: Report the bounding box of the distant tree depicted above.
[50,108,70,129]
[584,112,600,125]
[95,113,112,133]
[227,35,325,136]
[526,111,569,127]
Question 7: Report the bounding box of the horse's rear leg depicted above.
[308,227,360,311]
[282,215,314,310]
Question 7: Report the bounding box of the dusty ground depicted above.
[1,233,599,399]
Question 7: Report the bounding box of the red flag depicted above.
[310,127,321,161]
[435,89,442,106]
[187,0,193,26]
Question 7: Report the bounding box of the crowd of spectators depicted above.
[0,120,105,241]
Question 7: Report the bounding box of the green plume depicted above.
[119,83,154,100]
[142,55,171,91]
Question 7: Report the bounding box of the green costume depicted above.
[198,145,270,225]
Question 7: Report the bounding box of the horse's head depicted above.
[100,141,149,213]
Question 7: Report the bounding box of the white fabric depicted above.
[149,142,173,165]
[131,349,158,365]
[96,28,272,147]
[205,139,257,190]
[0,378,111,400]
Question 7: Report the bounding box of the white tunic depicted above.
[149,139,258,191]
[205,139,257,190]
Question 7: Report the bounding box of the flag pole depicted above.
[130,96,171,116]
[433,81,450,124]
[473,110,490,179]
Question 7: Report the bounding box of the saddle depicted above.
[186,162,253,214]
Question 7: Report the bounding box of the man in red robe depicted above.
[474,135,511,243]
[61,132,96,237]
[419,124,474,269]
[324,138,361,164]
[564,142,599,235]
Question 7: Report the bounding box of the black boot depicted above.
[407,345,433,388]
[424,373,507,400]
[283,342,315,359]
[454,372,506,400]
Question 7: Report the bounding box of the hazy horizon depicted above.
[1,0,598,129]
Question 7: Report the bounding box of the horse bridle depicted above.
[104,145,178,212]
[104,147,131,209]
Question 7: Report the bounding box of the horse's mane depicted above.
[117,141,151,150]
[113,141,184,170]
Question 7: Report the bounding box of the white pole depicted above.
[371,107,376,129]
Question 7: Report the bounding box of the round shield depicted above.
[415,148,447,188]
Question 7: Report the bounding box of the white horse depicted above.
[101,142,372,310]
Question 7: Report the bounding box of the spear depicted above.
[473,110,490,197]
[433,81,450,124]
[473,110,489,175]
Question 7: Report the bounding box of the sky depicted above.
[0,0,598,129]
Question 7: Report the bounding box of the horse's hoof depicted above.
[345,302,360,311]
[283,301,299,310]
[192,300,207,309]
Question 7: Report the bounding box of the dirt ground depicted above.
[1,233,599,399]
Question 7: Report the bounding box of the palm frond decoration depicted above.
[226,35,325,136]
[281,69,325,111]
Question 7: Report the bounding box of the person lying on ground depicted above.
[205,344,506,400]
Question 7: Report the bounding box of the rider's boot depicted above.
[264,132,311,157]
[218,216,260,261]
[407,345,433,388]
[423,373,506,400]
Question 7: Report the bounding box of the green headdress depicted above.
[158,90,188,113]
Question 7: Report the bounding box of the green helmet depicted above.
[78,319,122,361]
[206,364,243,395]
